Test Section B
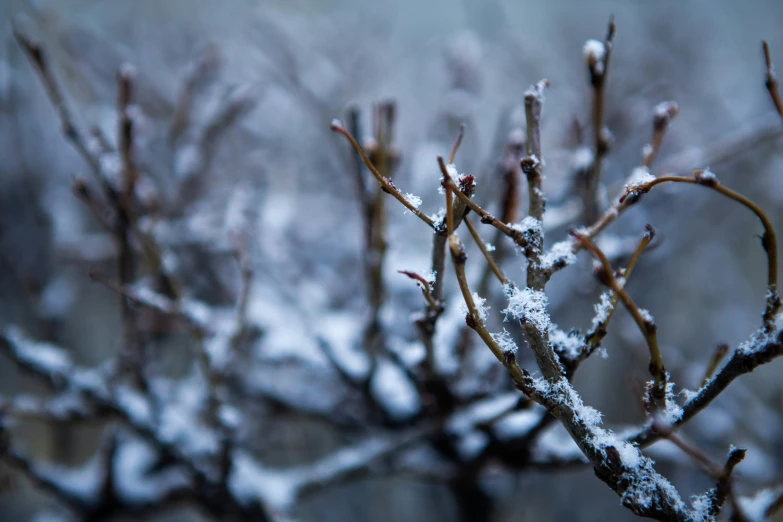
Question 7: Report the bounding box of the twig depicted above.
[571,230,667,408]
[653,428,746,519]
[583,17,616,223]
[523,80,549,224]
[449,123,466,164]
[448,235,525,382]
[653,422,721,476]
[398,271,438,310]
[476,138,524,297]
[72,178,117,232]
[763,41,783,121]
[709,446,747,519]
[12,27,102,180]
[346,106,383,319]
[643,101,679,168]
[331,121,435,228]
[628,327,783,448]
[438,158,526,247]
[701,343,729,387]
[89,274,210,335]
[522,80,550,291]
[364,101,397,330]
[195,85,257,177]
[347,106,369,201]
[406,131,469,392]
[445,165,455,238]
[550,167,780,333]
[463,216,509,285]
[293,425,434,503]
[113,67,140,353]
[621,172,779,330]
[431,155,478,302]
[117,64,138,201]
[583,225,655,354]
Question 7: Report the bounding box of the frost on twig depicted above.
[502,285,550,333]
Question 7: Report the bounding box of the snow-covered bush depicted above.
[1,8,782,522]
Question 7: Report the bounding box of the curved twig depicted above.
[331,121,435,228]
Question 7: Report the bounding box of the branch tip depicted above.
[449,123,466,164]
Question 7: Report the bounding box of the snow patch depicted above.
[502,285,550,332]
[459,292,488,323]
[491,328,519,354]
[539,239,577,270]
[625,167,656,192]
[403,193,423,213]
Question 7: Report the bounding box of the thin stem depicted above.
[464,216,509,285]
[475,140,524,299]
[763,41,783,121]
[117,64,138,201]
[71,178,116,232]
[448,235,525,382]
[449,123,466,164]
[622,173,779,327]
[708,447,747,519]
[331,121,435,228]
[585,225,655,349]
[445,169,455,237]
[572,231,667,407]
[346,106,384,322]
[12,28,103,181]
[398,271,438,310]
[643,102,679,169]
[361,103,395,362]
[660,430,721,476]
[523,80,550,290]
[231,235,254,346]
[628,330,783,449]
[701,343,729,387]
[584,17,616,223]
[524,80,549,223]
[437,157,527,247]
[554,170,780,330]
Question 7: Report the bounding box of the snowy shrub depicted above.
[1,11,783,522]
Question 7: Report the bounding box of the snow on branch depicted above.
[4,16,783,522]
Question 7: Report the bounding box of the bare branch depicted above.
[581,225,656,360]
[449,122,466,164]
[620,171,779,330]
[331,121,435,228]
[643,101,679,168]
[629,327,783,448]
[708,446,747,519]
[583,17,616,223]
[701,343,729,388]
[12,27,102,180]
[571,229,668,409]
[448,234,525,381]
[463,216,510,286]
[523,80,549,224]
[398,270,438,310]
[438,157,526,247]
[763,41,783,121]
